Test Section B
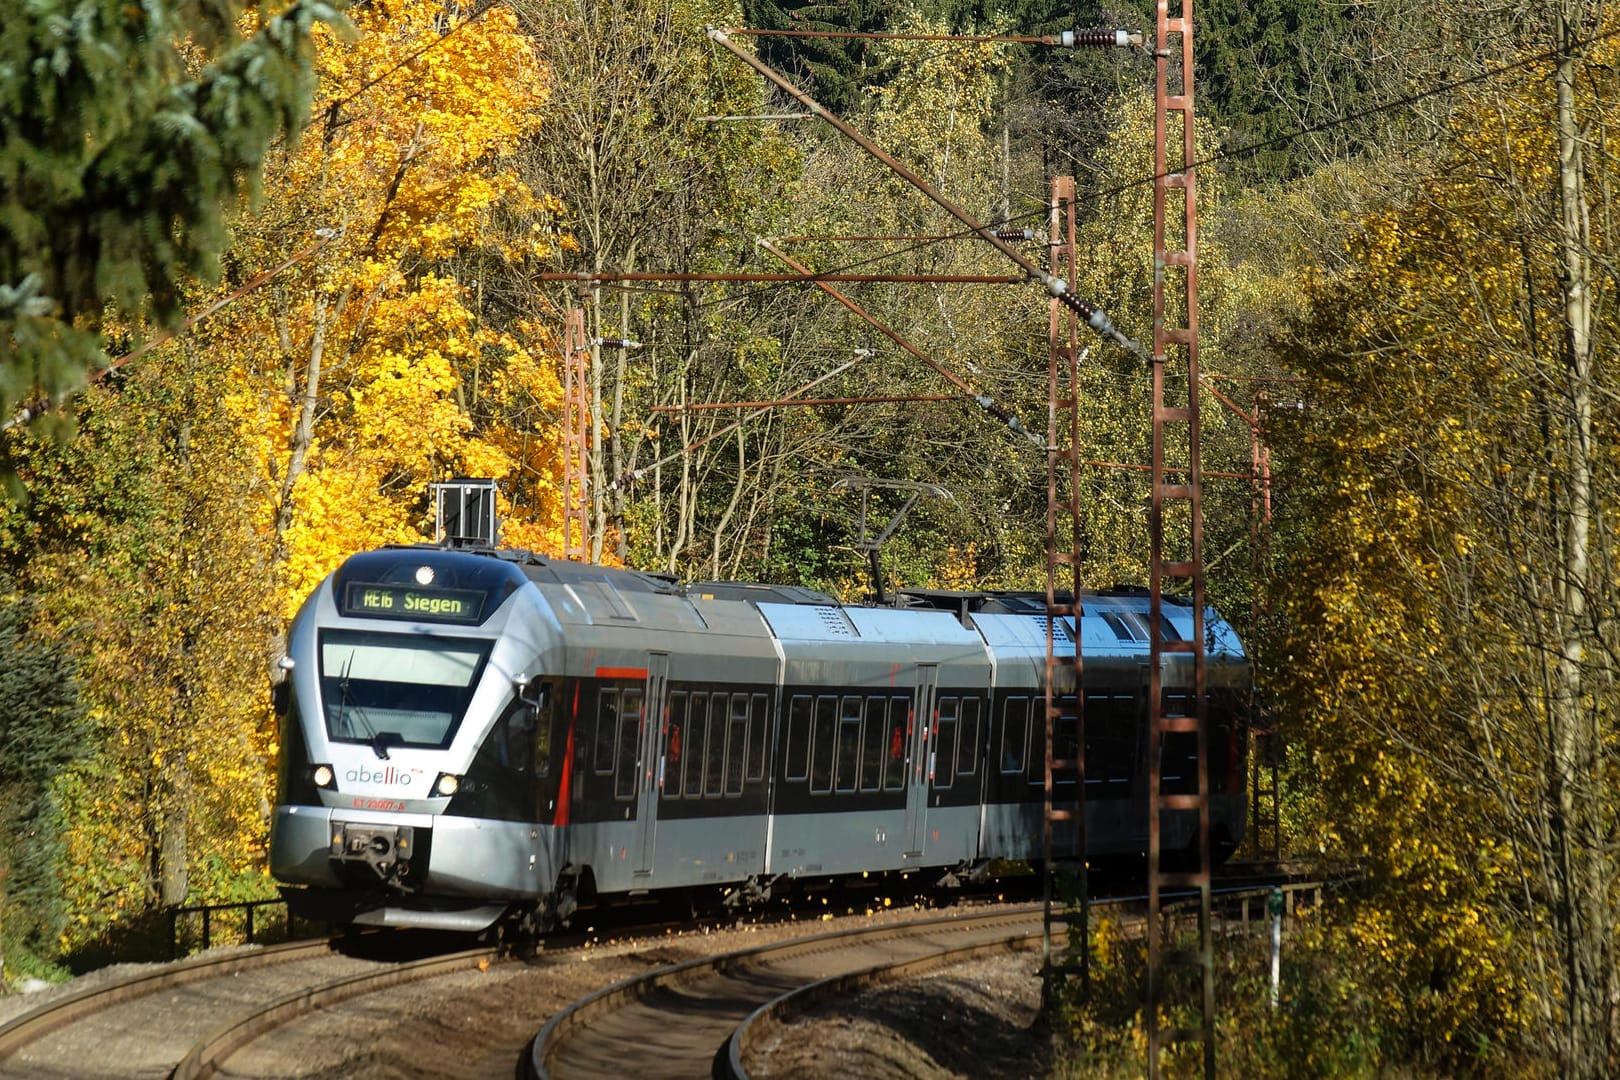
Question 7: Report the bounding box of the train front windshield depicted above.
[319,630,492,751]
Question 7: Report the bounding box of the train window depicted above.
[859,698,886,791]
[933,697,958,789]
[1161,733,1199,794]
[834,696,862,793]
[746,694,769,782]
[1000,697,1029,773]
[594,689,621,776]
[705,693,727,797]
[534,683,555,778]
[1053,695,1079,786]
[1084,693,1136,798]
[785,695,811,781]
[1025,695,1058,784]
[613,689,641,800]
[683,692,708,798]
[725,694,749,796]
[446,698,540,822]
[663,692,688,798]
[1160,692,1196,792]
[1208,689,1245,794]
[810,695,837,794]
[957,698,981,776]
[882,698,908,791]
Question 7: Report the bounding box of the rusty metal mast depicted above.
[1043,176,1087,999]
[561,307,590,561]
[1147,0,1214,1076]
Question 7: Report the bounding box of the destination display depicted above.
[342,582,486,624]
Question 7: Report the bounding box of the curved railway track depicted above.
[169,945,501,1079]
[527,902,1047,1080]
[0,878,1317,1079]
[719,924,1048,1080]
[0,937,346,1079]
[0,932,512,1080]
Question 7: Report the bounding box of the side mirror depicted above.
[512,673,551,710]
[271,679,290,717]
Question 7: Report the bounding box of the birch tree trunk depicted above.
[1549,7,1613,1071]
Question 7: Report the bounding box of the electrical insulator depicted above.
[1058,28,1140,49]
[995,228,1035,242]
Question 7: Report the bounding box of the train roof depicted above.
[338,546,1233,652]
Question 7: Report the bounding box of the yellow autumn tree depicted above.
[0,343,286,957]
[193,0,567,620]
[1270,29,1620,1074]
[0,2,572,954]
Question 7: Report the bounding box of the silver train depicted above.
[270,543,1250,932]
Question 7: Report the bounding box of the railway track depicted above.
[0,905,966,1079]
[0,878,1317,1079]
[526,902,1047,1080]
[0,931,518,1080]
[0,937,347,1079]
[530,878,1322,1080]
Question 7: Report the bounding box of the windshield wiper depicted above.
[336,658,389,760]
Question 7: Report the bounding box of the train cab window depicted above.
[785,695,811,782]
[957,698,982,777]
[683,692,708,798]
[318,631,491,751]
[725,693,749,796]
[859,697,886,791]
[663,692,688,798]
[1000,697,1030,773]
[614,689,642,800]
[704,693,727,797]
[933,697,959,789]
[834,696,862,793]
[810,695,837,794]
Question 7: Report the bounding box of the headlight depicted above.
[433,773,460,797]
[312,764,335,789]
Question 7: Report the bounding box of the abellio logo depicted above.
[345,766,417,787]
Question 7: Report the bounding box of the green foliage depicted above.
[1260,31,1620,1076]
[0,0,350,430]
[1052,906,1544,1079]
[3,350,282,951]
[0,578,86,981]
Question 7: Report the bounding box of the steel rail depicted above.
[722,880,1327,1079]
[721,927,1047,1080]
[0,938,332,1063]
[525,903,1044,1080]
[168,945,501,1079]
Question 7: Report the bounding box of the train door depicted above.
[633,653,670,877]
[904,665,938,859]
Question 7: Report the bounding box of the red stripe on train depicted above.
[595,666,648,680]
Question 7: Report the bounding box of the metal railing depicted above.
[168,898,299,960]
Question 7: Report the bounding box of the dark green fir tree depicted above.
[0,1,349,439]
[0,578,86,980]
